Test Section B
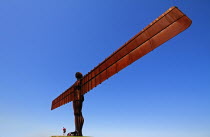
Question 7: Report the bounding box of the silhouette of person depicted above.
[63,127,66,136]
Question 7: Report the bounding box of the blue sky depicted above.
[0,0,210,137]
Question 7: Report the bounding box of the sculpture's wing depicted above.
[51,7,192,110]
[80,6,192,95]
[51,82,76,110]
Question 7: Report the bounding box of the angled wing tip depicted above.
[174,6,192,28]
[169,6,192,30]
[181,15,192,30]
[51,100,54,110]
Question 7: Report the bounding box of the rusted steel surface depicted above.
[51,7,192,110]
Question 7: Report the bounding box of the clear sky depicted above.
[0,0,210,137]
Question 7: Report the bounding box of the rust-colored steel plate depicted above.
[51,83,75,110]
[80,6,191,95]
[51,7,192,110]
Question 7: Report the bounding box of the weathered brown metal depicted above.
[51,6,192,110]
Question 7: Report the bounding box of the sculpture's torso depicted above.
[74,80,84,101]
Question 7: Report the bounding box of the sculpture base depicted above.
[51,136,91,137]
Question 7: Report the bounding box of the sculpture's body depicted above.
[51,7,192,136]
[72,72,84,136]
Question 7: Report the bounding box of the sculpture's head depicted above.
[75,72,83,80]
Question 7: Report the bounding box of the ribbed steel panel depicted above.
[51,7,192,110]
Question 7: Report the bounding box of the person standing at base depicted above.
[63,127,66,136]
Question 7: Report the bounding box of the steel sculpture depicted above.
[51,7,192,136]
